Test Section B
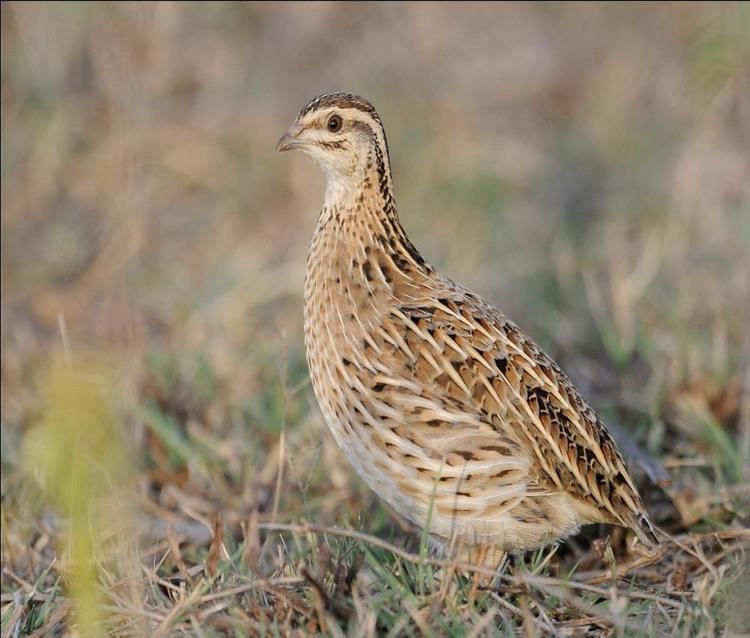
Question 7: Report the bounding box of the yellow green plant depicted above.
[23,354,134,637]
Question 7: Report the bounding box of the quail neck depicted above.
[277,92,657,567]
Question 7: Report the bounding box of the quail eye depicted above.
[327,115,342,132]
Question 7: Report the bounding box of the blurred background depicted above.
[2,2,749,635]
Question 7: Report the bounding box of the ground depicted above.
[1,3,749,636]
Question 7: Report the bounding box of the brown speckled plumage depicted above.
[277,92,657,568]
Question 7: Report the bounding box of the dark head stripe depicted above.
[298,92,377,119]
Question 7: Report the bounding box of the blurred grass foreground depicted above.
[22,354,136,638]
[2,2,750,636]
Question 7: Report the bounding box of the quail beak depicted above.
[275,123,305,152]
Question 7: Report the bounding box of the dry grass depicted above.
[2,2,749,636]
